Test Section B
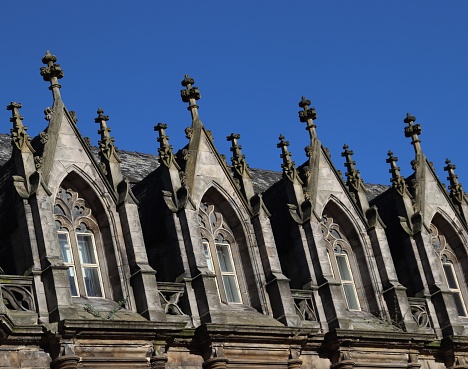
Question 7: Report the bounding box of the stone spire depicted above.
[154,123,175,168]
[386,150,408,197]
[444,159,467,206]
[277,134,301,184]
[180,74,201,125]
[7,102,35,153]
[227,133,251,179]
[95,108,120,163]
[40,50,64,101]
[298,96,317,141]
[341,144,363,192]
[404,113,422,155]
[227,133,254,202]
[341,144,369,214]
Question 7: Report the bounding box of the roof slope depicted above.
[0,133,388,199]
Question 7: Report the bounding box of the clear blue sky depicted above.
[1,1,467,186]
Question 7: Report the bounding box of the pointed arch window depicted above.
[430,224,467,317]
[321,216,360,311]
[54,188,104,298]
[198,203,242,304]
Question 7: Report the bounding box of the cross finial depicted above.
[95,108,119,162]
[386,150,407,196]
[7,102,35,153]
[180,74,201,124]
[227,133,251,179]
[444,158,466,205]
[298,96,317,140]
[40,50,64,100]
[403,113,422,154]
[341,144,362,191]
[277,134,299,183]
[154,123,174,168]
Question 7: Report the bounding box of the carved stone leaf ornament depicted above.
[54,188,94,229]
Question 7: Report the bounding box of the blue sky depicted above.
[1,1,468,186]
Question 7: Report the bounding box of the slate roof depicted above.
[0,133,389,200]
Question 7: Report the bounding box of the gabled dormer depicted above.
[134,75,300,328]
[373,113,468,338]
[0,51,165,324]
[264,97,411,336]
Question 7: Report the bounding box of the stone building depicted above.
[0,51,466,368]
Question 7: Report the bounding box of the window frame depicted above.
[54,188,107,299]
[430,224,468,317]
[321,215,361,311]
[198,203,243,304]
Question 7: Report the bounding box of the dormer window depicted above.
[55,188,104,298]
[321,215,360,311]
[198,203,242,304]
[430,224,467,317]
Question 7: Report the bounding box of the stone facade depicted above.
[0,52,466,368]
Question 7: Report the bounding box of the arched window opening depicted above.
[430,224,467,317]
[321,215,360,311]
[54,187,104,298]
[198,202,242,304]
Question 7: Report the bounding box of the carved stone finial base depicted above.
[150,355,168,369]
[50,355,80,369]
[202,357,229,369]
[288,358,303,369]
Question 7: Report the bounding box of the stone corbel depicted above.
[162,188,195,213]
[117,179,139,206]
[288,347,303,369]
[203,346,229,369]
[366,205,386,229]
[12,171,40,199]
[149,342,168,369]
[250,193,271,217]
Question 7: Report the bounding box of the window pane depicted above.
[336,254,353,281]
[83,268,103,297]
[77,234,96,264]
[343,283,359,310]
[216,244,234,272]
[58,233,73,263]
[67,267,79,297]
[443,263,458,290]
[222,275,241,303]
[203,241,214,272]
[453,292,466,316]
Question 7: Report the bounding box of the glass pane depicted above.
[330,229,341,240]
[222,275,241,303]
[336,254,352,281]
[453,292,466,317]
[343,283,359,310]
[77,234,96,264]
[203,241,214,272]
[443,263,458,289]
[67,267,78,297]
[58,233,72,263]
[216,244,234,272]
[83,268,103,297]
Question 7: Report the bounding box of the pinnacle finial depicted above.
[180,74,201,123]
[277,134,299,183]
[95,108,118,162]
[386,150,407,196]
[403,112,422,154]
[341,144,362,191]
[298,96,317,140]
[444,158,466,205]
[154,123,174,168]
[227,133,251,179]
[40,50,64,100]
[7,102,35,153]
